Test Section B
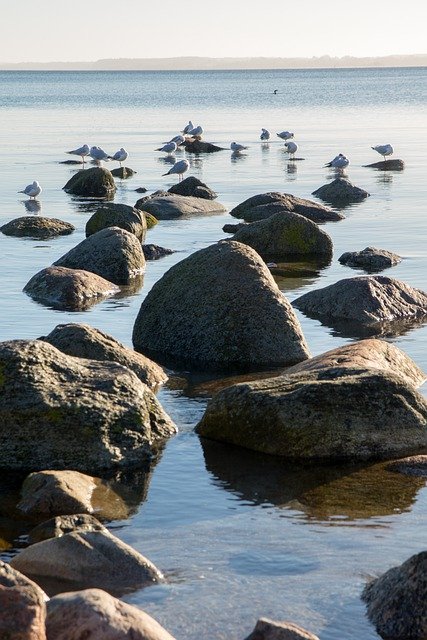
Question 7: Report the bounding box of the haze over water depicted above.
[1,67,427,639]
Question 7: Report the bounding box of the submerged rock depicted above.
[135,193,226,219]
[0,216,75,239]
[339,246,401,272]
[168,176,217,199]
[86,203,147,241]
[142,244,174,260]
[312,177,369,204]
[245,617,319,640]
[63,167,116,198]
[230,192,343,223]
[110,166,136,178]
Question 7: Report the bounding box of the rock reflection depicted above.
[270,259,330,293]
[302,313,427,341]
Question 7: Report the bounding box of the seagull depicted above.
[277,131,294,141]
[157,141,177,154]
[168,134,185,146]
[325,153,350,170]
[183,121,194,134]
[189,125,203,137]
[284,141,298,159]
[260,128,271,141]
[89,146,110,162]
[231,142,248,152]
[162,159,190,182]
[66,144,90,163]
[19,180,42,199]
[110,147,128,166]
[372,144,393,161]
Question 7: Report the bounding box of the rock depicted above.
[133,241,309,372]
[110,166,136,178]
[145,212,158,228]
[339,246,402,272]
[63,167,116,198]
[386,455,427,477]
[0,216,75,239]
[230,192,343,223]
[135,187,148,193]
[23,266,119,311]
[53,227,145,285]
[245,617,319,640]
[135,193,226,219]
[362,551,427,639]
[168,176,217,199]
[10,530,164,596]
[46,588,176,640]
[86,203,147,241]
[184,140,225,153]
[60,159,82,165]
[28,514,107,544]
[0,339,176,471]
[312,177,370,204]
[364,159,405,170]
[0,561,47,640]
[142,244,174,260]
[223,222,247,234]
[41,323,167,390]
[230,211,333,260]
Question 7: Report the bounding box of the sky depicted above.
[1,0,426,62]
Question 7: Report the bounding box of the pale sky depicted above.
[1,0,426,62]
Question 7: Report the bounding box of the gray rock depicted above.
[230,211,333,260]
[42,322,167,390]
[86,203,147,241]
[135,193,226,219]
[362,552,427,639]
[110,166,136,178]
[28,514,107,544]
[364,159,405,170]
[135,186,148,193]
[133,241,309,372]
[312,177,370,204]
[23,266,119,311]
[184,140,225,153]
[339,246,401,272]
[223,222,247,234]
[0,561,47,640]
[168,176,217,199]
[142,244,174,260]
[245,617,319,640]
[54,227,145,285]
[230,192,343,223]
[0,339,176,471]
[63,167,116,198]
[386,455,427,477]
[0,216,75,239]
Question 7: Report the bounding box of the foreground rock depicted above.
[133,241,309,371]
[46,588,176,640]
[42,322,167,390]
[28,514,107,544]
[168,175,217,199]
[54,227,145,285]
[111,166,136,178]
[142,244,174,260]
[184,139,225,153]
[364,159,405,170]
[339,246,401,272]
[63,167,116,198]
[386,455,427,477]
[362,552,427,639]
[230,192,343,223]
[86,203,147,241]
[0,561,47,640]
[135,193,226,219]
[230,211,333,260]
[0,216,75,239]
[245,617,319,640]
[24,266,119,311]
[312,177,369,204]
[0,340,176,471]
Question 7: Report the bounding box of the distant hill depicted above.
[1,55,426,71]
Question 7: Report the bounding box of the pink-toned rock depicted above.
[245,617,319,640]
[0,561,47,640]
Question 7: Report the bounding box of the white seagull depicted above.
[372,144,393,160]
[325,153,350,170]
[260,128,271,141]
[168,134,185,146]
[162,159,190,182]
[157,142,178,154]
[189,125,203,137]
[110,148,128,166]
[231,142,248,152]
[277,131,294,141]
[89,146,110,162]
[19,180,42,199]
[183,121,194,134]
[66,144,90,163]
[284,141,298,158]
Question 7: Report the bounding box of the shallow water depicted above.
[1,68,427,639]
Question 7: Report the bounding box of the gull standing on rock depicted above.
[325,153,350,170]
[110,148,128,167]
[372,144,393,161]
[284,141,298,159]
[189,125,203,137]
[19,181,42,199]
[66,144,90,163]
[183,121,194,134]
[260,128,271,141]
[89,146,111,162]
[157,142,178,154]
[231,142,248,153]
[162,159,190,182]
[277,131,294,141]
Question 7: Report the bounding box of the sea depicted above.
[0,67,427,639]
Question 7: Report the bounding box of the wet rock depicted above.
[386,455,427,477]
[23,266,119,311]
[42,323,167,390]
[135,193,226,219]
[133,241,309,372]
[184,139,225,153]
[135,186,148,193]
[46,588,176,640]
[0,216,75,239]
[142,244,174,260]
[145,212,158,228]
[312,177,370,204]
[63,167,116,198]
[110,166,136,178]
[54,227,145,285]
[364,159,405,170]
[339,246,401,272]
[28,514,107,544]
[230,192,343,223]
[0,561,47,640]
[86,203,147,241]
[168,176,217,199]
[230,211,333,260]
[362,551,427,639]
[245,617,319,640]
[223,222,247,234]
[0,339,176,471]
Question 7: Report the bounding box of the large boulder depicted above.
[46,588,176,640]
[362,552,427,639]
[86,203,147,241]
[229,192,343,223]
[168,175,217,199]
[132,241,310,371]
[245,618,319,640]
[42,323,167,390]
[312,177,369,204]
[54,227,145,285]
[339,246,401,272]
[0,561,47,640]
[0,216,74,239]
[63,167,116,198]
[23,266,119,311]
[28,514,107,544]
[135,193,226,219]
[0,340,176,471]
[230,211,333,260]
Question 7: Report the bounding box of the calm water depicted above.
[1,68,427,639]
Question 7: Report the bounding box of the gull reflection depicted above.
[22,199,42,215]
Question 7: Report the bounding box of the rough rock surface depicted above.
[0,339,176,471]
[28,514,107,544]
[364,159,405,170]
[111,166,136,178]
[312,177,370,204]
[63,167,116,198]
[42,323,167,390]
[54,227,145,285]
[0,216,75,239]
[230,211,333,260]
[0,561,47,640]
[245,617,320,640]
[133,241,309,371]
[135,193,226,219]
[86,203,147,241]
[223,222,247,234]
[386,455,427,477]
[168,176,217,199]
[142,244,174,261]
[184,140,225,153]
[46,588,176,640]
[230,192,343,223]
[339,246,401,272]
[23,266,119,311]
[362,552,427,640]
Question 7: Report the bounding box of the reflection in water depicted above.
[271,259,330,293]
[261,143,270,153]
[157,155,176,166]
[231,151,248,163]
[22,199,42,214]
[376,171,394,186]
